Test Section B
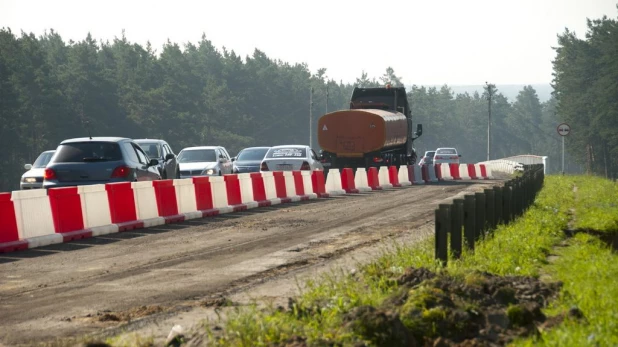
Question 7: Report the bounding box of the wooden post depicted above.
[435,205,450,265]
[451,199,464,259]
[485,188,495,231]
[464,194,476,251]
[474,192,486,239]
[493,186,503,226]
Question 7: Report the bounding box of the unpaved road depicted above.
[0,180,501,345]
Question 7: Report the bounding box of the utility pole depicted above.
[485,82,495,161]
[309,87,314,148]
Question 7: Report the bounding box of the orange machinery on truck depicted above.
[317,85,422,171]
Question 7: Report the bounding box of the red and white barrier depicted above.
[467,164,478,180]
[325,169,346,195]
[458,164,471,180]
[378,167,393,189]
[78,185,117,236]
[132,181,165,227]
[174,178,203,220]
[397,166,412,186]
[0,193,27,252]
[388,166,402,187]
[299,171,318,200]
[411,165,425,185]
[261,172,283,205]
[353,168,372,192]
[341,168,360,193]
[311,170,330,198]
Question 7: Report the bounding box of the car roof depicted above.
[269,145,309,149]
[60,137,130,144]
[42,150,56,154]
[239,146,271,150]
[180,146,221,151]
[436,147,457,151]
[134,139,167,144]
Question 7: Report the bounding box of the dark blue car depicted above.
[232,147,271,173]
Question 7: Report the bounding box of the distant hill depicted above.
[412,84,553,103]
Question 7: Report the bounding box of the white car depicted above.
[433,147,461,165]
[20,150,56,189]
[177,146,233,178]
[260,145,323,171]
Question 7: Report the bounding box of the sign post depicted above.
[557,123,571,174]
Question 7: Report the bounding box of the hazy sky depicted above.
[1,0,616,85]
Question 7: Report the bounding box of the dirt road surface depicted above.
[0,179,502,345]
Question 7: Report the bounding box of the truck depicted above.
[317,85,422,171]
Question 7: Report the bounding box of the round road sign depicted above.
[557,123,571,136]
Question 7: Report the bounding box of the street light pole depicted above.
[309,87,314,148]
[485,82,495,161]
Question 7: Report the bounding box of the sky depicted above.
[1,0,616,86]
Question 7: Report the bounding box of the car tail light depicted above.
[111,165,131,178]
[43,168,57,180]
[450,156,458,160]
[260,162,269,171]
[434,156,443,160]
[373,157,383,163]
[300,161,310,170]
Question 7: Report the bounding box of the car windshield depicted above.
[437,149,457,155]
[53,142,122,163]
[266,148,306,158]
[32,151,55,168]
[137,142,161,158]
[237,148,269,161]
[178,149,217,163]
[425,152,435,157]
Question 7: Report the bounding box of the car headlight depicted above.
[202,169,215,175]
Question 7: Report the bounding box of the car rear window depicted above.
[178,149,217,163]
[436,149,457,155]
[32,151,55,168]
[136,142,161,158]
[53,142,123,163]
[266,148,306,158]
[237,148,269,161]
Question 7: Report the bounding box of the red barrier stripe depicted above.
[48,187,85,233]
[106,182,138,224]
[0,193,19,243]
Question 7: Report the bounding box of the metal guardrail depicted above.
[434,164,545,265]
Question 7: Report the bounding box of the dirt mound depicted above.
[343,268,566,346]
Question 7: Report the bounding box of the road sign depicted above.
[557,123,571,136]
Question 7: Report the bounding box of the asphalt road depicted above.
[0,179,501,345]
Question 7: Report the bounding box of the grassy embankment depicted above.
[108,175,618,346]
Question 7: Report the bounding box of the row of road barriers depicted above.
[0,163,493,254]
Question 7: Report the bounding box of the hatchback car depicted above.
[433,147,461,165]
[177,146,233,178]
[232,147,271,173]
[134,139,179,179]
[20,150,56,189]
[260,145,323,171]
[418,150,436,166]
[43,137,160,188]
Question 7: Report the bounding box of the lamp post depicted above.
[485,82,495,161]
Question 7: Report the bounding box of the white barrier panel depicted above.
[238,173,258,208]
[11,189,55,240]
[413,165,425,185]
[428,165,439,183]
[353,168,372,192]
[78,184,112,228]
[209,176,229,209]
[397,166,412,186]
[325,169,345,195]
[474,164,486,179]
[173,178,197,214]
[132,181,163,227]
[378,167,393,189]
[459,164,472,180]
[283,171,298,199]
[440,164,453,181]
[486,164,494,179]
[261,172,281,205]
[301,171,318,198]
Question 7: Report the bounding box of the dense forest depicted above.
[2,17,607,192]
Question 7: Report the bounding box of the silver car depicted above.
[177,146,233,178]
[260,145,323,171]
[433,147,461,165]
[20,150,56,189]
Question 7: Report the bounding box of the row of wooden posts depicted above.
[434,164,545,265]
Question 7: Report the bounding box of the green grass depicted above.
[107,173,610,347]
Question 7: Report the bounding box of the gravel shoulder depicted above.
[0,180,501,345]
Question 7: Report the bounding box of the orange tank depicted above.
[317,109,408,158]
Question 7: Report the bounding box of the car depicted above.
[433,147,461,165]
[232,147,271,173]
[418,150,436,166]
[134,139,180,179]
[260,145,324,171]
[42,137,160,188]
[20,150,56,190]
[177,146,233,178]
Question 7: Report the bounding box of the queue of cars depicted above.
[418,147,461,166]
[19,138,324,190]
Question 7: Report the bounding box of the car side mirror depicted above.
[458,154,462,157]
[24,164,32,170]
[231,157,236,162]
[165,153,175,161]
[414,124,423,137]
[148,159,159,166]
